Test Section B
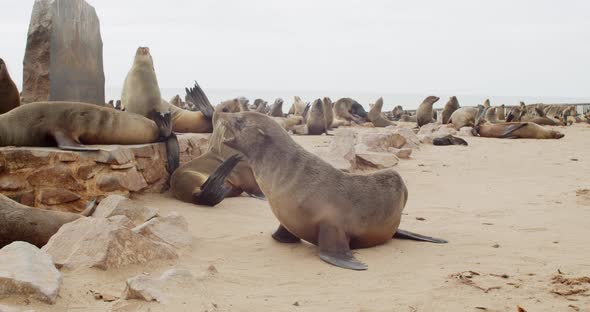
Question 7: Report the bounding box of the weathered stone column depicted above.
[22,0,105,105]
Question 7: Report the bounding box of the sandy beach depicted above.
[0,123,587,312]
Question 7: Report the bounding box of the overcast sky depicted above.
[1,0,590,100]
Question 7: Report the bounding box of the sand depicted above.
[2,124,589,312]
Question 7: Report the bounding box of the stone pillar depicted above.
[22,0,105,105]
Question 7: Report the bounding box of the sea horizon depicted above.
[106,87,590,111]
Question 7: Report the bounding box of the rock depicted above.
[358,131,407,151]
[93,195,158,226]
[136,158,167,184]
[90,148,135,165]
[42,216,177,270]
[22,0,105,104]
[0,149,52,171]
[0,176,27,191]
[123,269,195,303]
[96,167,148,192]
[39,188,81,205]
[325,129,358,171]
[417,124,458,144]
[355,152,399,169]
[458,127,475,137]
[0,242,61,304]
[387,127,421,149]
[133,213,192,249]
[28,164,84,191]
[388,147,413,159]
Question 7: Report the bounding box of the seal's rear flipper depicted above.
[272,224,301,243]
[51,130,100,151]
[165,133,180,173]
[193,154,242,207]
[186,81,214,120]
[246,191,266,201]
[318,223,368,270]
[394,229,448,244]
[499,123,528,139]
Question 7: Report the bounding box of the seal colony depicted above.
[215,111,447,270]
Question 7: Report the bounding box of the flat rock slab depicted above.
[42,216,177,271]
[0,242,61,304]
[123,269,195,304]
[132,213,192,249]
[93,195,158,226]
[0,133,209,213]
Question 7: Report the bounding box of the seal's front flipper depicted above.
[318,223,367,270]
[393,229,448,244]
[193,154,242,207]
[499,123,527,139]
[51,130,100,151]
[165,133,180,173]
[272,225,301,243]
[149,111,173,139]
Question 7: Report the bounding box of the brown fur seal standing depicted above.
[120,47,180,172]
[0,58,20,114]
[288,96,307,116]
[441,96,459,124]
[269,98,284,117]
[0,195,96,248]
[483,99,491,109]
[474,108,564,139]
[484,107,500,123]
[416,96,440,127]
[496,104,506,120]
[322,97,334,129]
[293,99,328,135]
[367,97,396,127]
[216,111,447,270]
[332,98,368,125]
[448,107,479,129]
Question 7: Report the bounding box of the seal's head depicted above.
[217,111,288,159]
[215,98,241,114]
[134,47,154,69]
[423,96,440,106]
[0,58,7,79]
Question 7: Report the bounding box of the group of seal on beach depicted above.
[4,47,584,270]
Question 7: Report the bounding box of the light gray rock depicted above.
[42,216,177,270]
[93,195,158,226]
[0,242,61,304]
[458,127,475,137]
[132,213,192,249]
[355,152,399,169]
[123,268,195,303]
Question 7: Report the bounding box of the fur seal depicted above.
[269,98,284,117]
[293,99,328,135]
[496,104,506,120]
[0,58,20,114]
[322,97,334,129]
[216,98,243,113]
[367,97,396,127]
[288,96,308,116]
[484,107,500,123]
[474,108,564,139]
[416,96,440,127]
[120,47,180,172]
[441,96,459,124]
[483,99,491,109]
[448,107,479,129]
[0,195,96,248]
[400,114,417,122]
[432,135,468,146]
[332,98,368,126]
[391,105,404,121]
[250,99,264,111]
[216,111,447,270]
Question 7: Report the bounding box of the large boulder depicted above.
[22,0,105,104]
[42,216,177,270]
[0,242,61,304]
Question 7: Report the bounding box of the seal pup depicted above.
[120,47,180,172]
[0,195,97,248]
[332,97,368,126]
[441,96,459,124]
[256,100,269,114]
[432,135,468,146]
[217,111,447,270]
[249,99,264,111]
[416,96,440,127]
[269,98,284,117]
[367,97,396,127]
[474,108,564,139]
[322,97,334,129]
[0,58,20,114]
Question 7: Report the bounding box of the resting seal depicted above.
[441,96,459,124]
[367,97,396,127]
[121,47,180,172]
[416,96,440,127]
[217,111,447,270]
[474,108,564,139]
[332,97,368,126]
[0,58,20,114]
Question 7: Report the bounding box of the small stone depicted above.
[0,175,27,191]
[110,163,135,170]
[133,213,192,249]
[123,269,195,303]
[39,187,81,205]
[416,217,426,221]
[92,195,158,226]
[56,152,79,162]
[0,242,61,304]
[492,244,500,248]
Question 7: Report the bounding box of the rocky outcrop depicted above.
[0,242,61,304]
[22,0,105,104]
[122,269,195,303]
[0,134,209,213]
[42,216,178,271]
